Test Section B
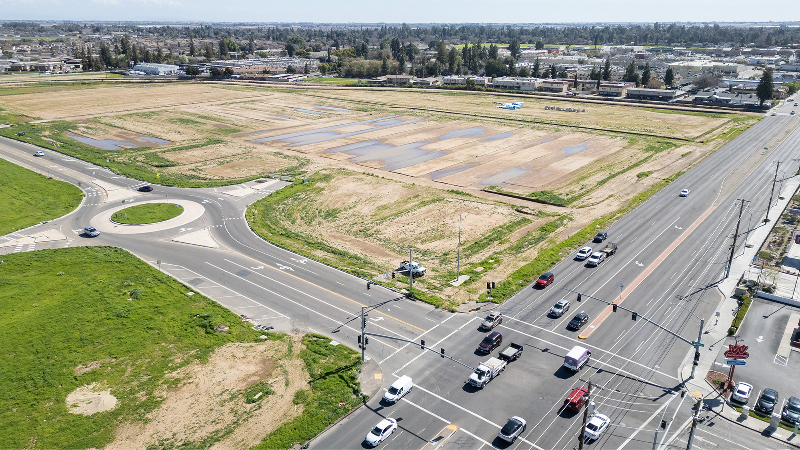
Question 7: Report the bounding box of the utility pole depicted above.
[360,306,366,364]
[456,214,462,280]
[726,199,748,278]
[690,319,705,379]
[685,397,702,450]
[409,248,413,295]
[578,381,592,450]
[765,161,780,223]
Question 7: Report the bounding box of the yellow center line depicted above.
[208,229,426,332]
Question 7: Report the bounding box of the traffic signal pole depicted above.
[358,307,474,371]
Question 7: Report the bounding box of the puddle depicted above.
[294,108,329,115]
[439,127,486,140]
[540,138,554,144]
[66,132,171,150]
[429,165,477,180]
[480,167,530,185]
[253,116,422,147]
[137,136,171,145]
[315,105,350,111]
[331,141,446,171]
[563,145,588,156]
[483,133,511,142]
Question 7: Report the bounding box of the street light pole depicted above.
[726,199,748,278]
[765,161,780,223]
[685,397,702,450]
[409,248,413,295]
[578,380,592,450]
[456,214,462,280]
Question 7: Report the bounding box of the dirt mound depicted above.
[106,338,309,449]
[73,358,116,375]
[66,383,118,416]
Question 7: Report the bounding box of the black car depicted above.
[755,388,779,415]
[138,185,154,192]
[478,331,503,353]
[567,313,589,330]
[593,231,608,242]
[782,396,800,424]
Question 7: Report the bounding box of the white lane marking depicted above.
[393,316,477,374]
[379,314,457,365]
[205,262,400,350]
[615,393,677,450]
[401,398,450,424]
[223,259,416,339]
[411,385,545,450]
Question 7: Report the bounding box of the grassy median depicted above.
[0,156,83,235]
[111,202,184,224]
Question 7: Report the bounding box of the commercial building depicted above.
[133,63,179,75]
[539,79,569,92]
[667,61,746,77]
[598,82,636,97]
[490,77,540,91]
[626,88,686,101]
[440,75,491,86]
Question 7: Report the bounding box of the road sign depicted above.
[724,343,749,359]
[725,360,746,366]
[691,341,705,347]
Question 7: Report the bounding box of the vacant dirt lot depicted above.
[0,81,758,304]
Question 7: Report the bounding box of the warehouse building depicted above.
[132,63,180,75]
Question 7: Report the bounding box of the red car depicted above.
[535,272,555,288]
[564,387,589,412]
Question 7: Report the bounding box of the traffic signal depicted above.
[632,312,637,321]
[487,282,491,290]
[362,315,367,328]
[420,340,425,349]
[441,348,445,357]
[392,272,395,279]
[661,420,667,429]
[365,337,369,345]
[358,335,362,344]
[612,304,618,312]
[491,282,495,290]
[693,351,700,366]
[577,293,582,302]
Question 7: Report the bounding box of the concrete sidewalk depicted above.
[680,175,800,446]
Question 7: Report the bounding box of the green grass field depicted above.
[0,156,83,235]
[112,203,183,224]
[305,77,362,85]
[0,246,362,449]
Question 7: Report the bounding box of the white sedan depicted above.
[680,189,690,197]
[576,246,593,260]
[587,252,605,266]
[365,418,397,446]
[584,413,610,441]
[731,382,753,404]
[34,151,44,157]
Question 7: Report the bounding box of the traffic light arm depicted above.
[562,288,696,347]
[360,330,476,371]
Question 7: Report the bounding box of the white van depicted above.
[383,375,413,403]
[563,346,591,371]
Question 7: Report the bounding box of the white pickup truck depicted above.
[399,260,426,276]
[468,357,507,388]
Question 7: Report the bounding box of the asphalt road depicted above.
[2,100,800,450]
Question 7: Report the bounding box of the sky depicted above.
[1,0,799,25]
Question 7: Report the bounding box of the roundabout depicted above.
[91,199,205,234]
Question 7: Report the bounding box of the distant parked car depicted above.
[480,312,503,331]
[138,185,153,192]
[478,331,503,353]
[593,231,608,242]
[680,189,690,197]
[584,413,610,441]
[33,151,44,157]
[575,246,593,260]
[84,226,100,237]
[568,313,589,330]
[731,382,753,404]
[497,416,527,443]
[535,272,555,288]
[550,299,570,318]
[755,388,779,415]
[783,396,800,425]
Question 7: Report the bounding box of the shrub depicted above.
[637,171,653,178]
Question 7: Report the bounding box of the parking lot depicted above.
[712,298,800,414]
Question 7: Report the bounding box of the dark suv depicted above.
[593,231,608,242]
[479,331,503,353]
[755,388,779,415]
